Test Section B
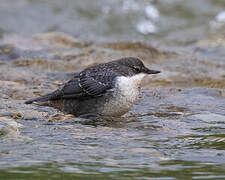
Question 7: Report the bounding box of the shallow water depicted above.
[0,0,225,179]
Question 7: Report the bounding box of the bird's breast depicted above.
[97,74,146,117]
[115,73,146,102]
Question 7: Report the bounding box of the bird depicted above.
[25,57,160,118]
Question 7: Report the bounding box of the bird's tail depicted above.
[25,94,51,104]
[25,90,60,104]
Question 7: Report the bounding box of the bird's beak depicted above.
[143,67,160,74]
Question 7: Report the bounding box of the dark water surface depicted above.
[0,0,225,179]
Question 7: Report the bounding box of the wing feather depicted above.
[79,74,113,96]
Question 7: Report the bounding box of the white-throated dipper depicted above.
[25,57,160,118]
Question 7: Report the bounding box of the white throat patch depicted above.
[116,73,146,88]
[115,73,146,101]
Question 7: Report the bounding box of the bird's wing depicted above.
[78,73,115,96]
[56,70,117,99]
[59,77,89,99]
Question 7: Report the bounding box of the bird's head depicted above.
[116,57,160,76]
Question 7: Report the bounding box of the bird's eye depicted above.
[133,66,141,72]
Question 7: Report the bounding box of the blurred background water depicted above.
[0,0,225,42]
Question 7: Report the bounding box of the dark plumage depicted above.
[25,57,160,117]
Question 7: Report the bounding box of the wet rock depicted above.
[99,41,159,52]
[0,80,33,99]
[0,117,23,129]
[0,44,20,61]
[197,29,225,48]
[0,117,23,140]
[12,113,23,120]
[13,57,79,71]
[99,41,176,63]
[191,78,225,89]
[32,32,92,49]
[0,122,11,137]
[46,113,74,122]
[21,110,49,121]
